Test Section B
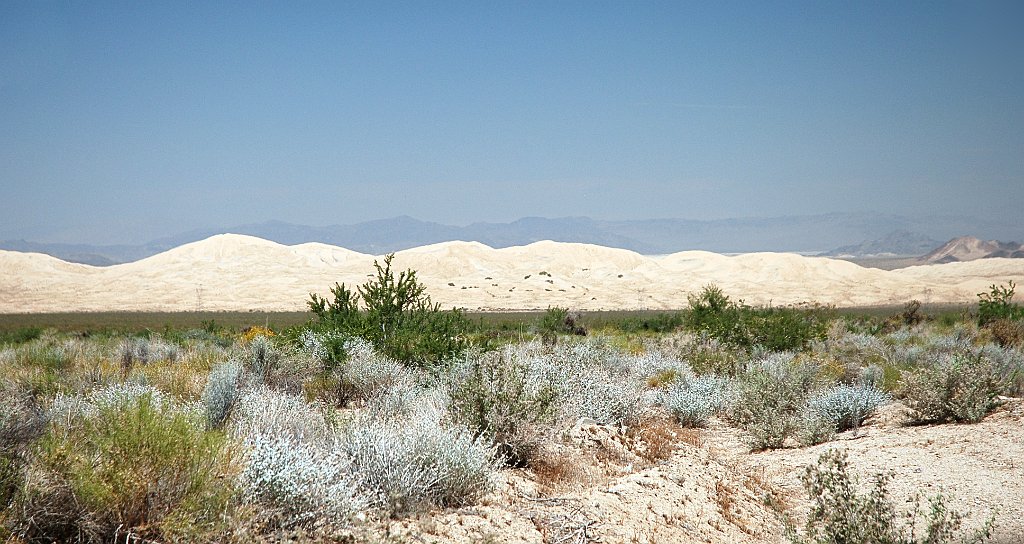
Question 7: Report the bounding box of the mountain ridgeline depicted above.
[3,213,1024,265]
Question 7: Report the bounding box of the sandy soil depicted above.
[2,234,1022,312]
[371,399,1023,544]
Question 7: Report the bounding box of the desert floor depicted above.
[378,399,1022,544]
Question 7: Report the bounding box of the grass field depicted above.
[0,304,972,335]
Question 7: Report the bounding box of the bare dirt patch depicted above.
[373,399,1021,543]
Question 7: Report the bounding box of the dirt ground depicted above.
[374,398,1023,544]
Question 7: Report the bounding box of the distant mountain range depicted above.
[823,230,942,257]
[3,212,1024,265]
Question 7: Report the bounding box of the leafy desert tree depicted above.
[977,281,1023,325]
[308,254,469,369]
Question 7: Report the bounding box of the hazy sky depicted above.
[2,2,1022,244]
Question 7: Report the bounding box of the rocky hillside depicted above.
[920,236,1023,263]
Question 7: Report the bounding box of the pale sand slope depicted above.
[1,233,1022,312]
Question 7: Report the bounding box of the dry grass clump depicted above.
[530,447,585,491]
[625,415,682,464]
[984,318,1024,348]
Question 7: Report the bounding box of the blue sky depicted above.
[1,1,1022,244]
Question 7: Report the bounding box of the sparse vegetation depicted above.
[1,278,1019,541]
[788,449,993,544]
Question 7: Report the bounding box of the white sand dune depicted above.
[1,233,1022,312]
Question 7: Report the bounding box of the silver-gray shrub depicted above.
[977,342,1024,396]
[239,434,369,529]
[298,329,333,364]
[795,407,837,447]
[804,384,888,433]
[663,374,733,427]
[117,337,179,369]
[528,340,649,426]
[245,334,280,382]
[47,382,176,430]
[231,387,367,527]
[897,352,1004,424]
[363,380,442,421]
[445,348,556,466]
[337,338,418,405]
[230,387,332,444]
[924,327,976,355]
[729,353,819,450]
[201,360,242,429]
[341,411,496,515]
[628,349,694,387]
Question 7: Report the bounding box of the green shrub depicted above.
[687,285,745,345]
[686,285,830,352]
[897,353,1003,424]
[536,307,586,342]
[788,449,993,544]
[309,254,469,368]
[977,281,1023,326]
[0,327,43,346]
[21,390,234,542]
[6,341,73,397]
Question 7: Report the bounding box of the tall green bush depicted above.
[977,281,1023,325]
[686,285,830,352]
[309,254,469,368]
